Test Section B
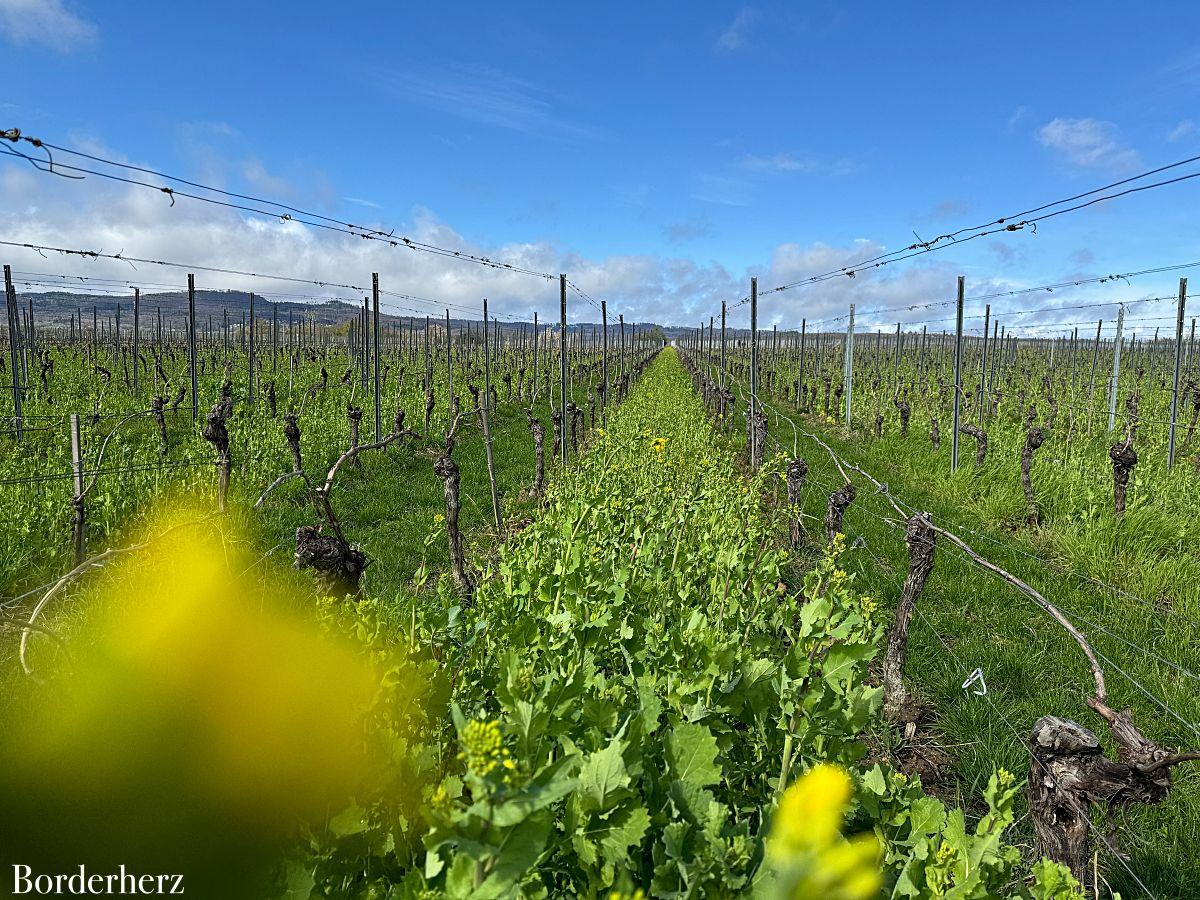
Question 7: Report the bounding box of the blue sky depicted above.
[3,1,1200,332]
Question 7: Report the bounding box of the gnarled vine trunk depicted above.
[958,423,988,467]
[825,482,856,544]
[1021,426,1045,526]
[784,457,808,546]
[882,513,936,724]
[1109,439,1137,519]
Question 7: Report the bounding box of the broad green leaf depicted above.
[908,796,947,836]
[665,722,721,787]
[579,735,630,810]
[281,863,315,900]
[473,809,554,900]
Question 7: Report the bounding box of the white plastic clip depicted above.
[962,667,987,696]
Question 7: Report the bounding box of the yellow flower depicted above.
[771,764,852,855]
[651,436,668,453]
[769,764,881,900]
[429,783,453,816]
[458,719,513,778]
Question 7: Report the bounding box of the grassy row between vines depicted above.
[285,348,1082,898]
[713,364,1197,898]
[0,356,593,601]
[0,349,1084,899]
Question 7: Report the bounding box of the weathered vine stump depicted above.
[347,405,364,471]
[434,452,475,604]
[1029,714,1173,888]
[894,395,911,436]
[958,423,988,467]
[151,395,168,454]
[784,457,809,546]
[294,525,367,596]
[1109,439,1137,519]
[202,401,232,512]
[746,407,768,468]
[930,418,940,451]
[825,482,856,544]
[882,513,936,724]
[283,414,303,472]
[551,409,563,456]
[527,413,546,498]
[569,402,583,455]
[1021,426,1045,527]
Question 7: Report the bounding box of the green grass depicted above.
[0,342,626,704]
[714,366,1200,898]
[241,396,569,599]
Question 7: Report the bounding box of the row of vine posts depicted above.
[677,274,1200,891]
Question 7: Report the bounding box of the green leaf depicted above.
[281,862,315,900]
[665,722,722,787]
[859,764,887,796]
[473,808,554,900]
[598,803,651,861]
[327,802,368,837]
[491,754,580,827]
[579,735,630,810]
[908,796,947,836]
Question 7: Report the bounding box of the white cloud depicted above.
[747,240,979,331]
[1159,48,1200,95]
[716,6,759,52]
[1167,119,1197,142]
[921,198,970,222]
[690,172,751,207]
[1006,106,1031,132]
[241,160,295,198]
[0,159,746,325]
[740,152,857,177]
[0,0,96,51]
[741,153,816,173]
[662,216,712,244]
[1037,117,1141,172]
[373,62,602,142]
[1,147,1073,332]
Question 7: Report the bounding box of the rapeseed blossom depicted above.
[769,763,881,900]
[459,719,516,779]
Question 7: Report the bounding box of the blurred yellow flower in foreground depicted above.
[0,503,406,899]
[768,763,881,900]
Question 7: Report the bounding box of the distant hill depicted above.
[13,289,667,335]
[18,289,399,329]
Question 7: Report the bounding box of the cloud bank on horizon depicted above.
[3,2,1198,337]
